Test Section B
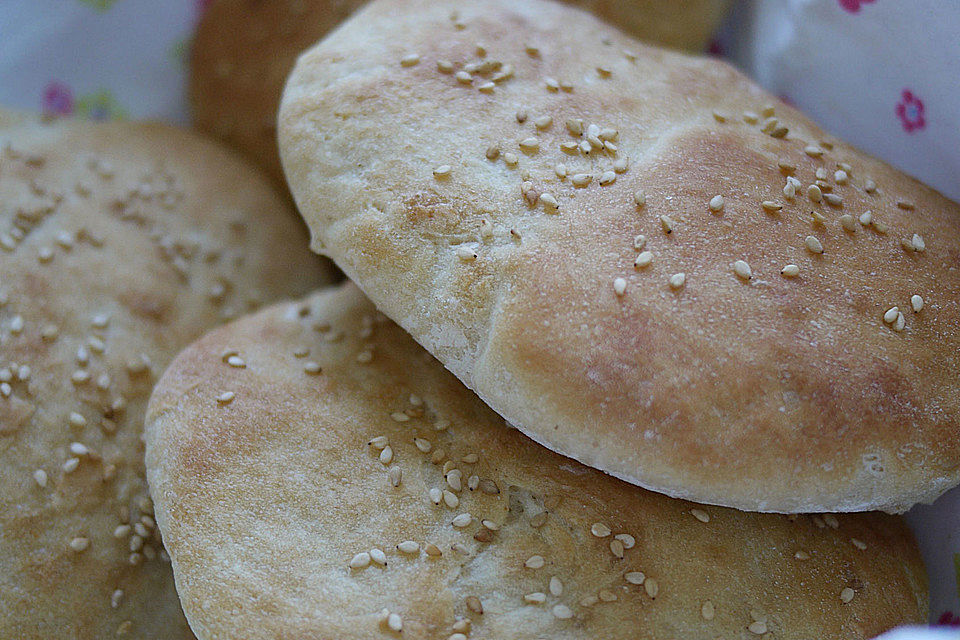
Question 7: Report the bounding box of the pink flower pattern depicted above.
[937,611,960,627]
[896,89,926,133]
[838,0,876,13]
[41,81,74,116]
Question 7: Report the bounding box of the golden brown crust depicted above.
[190,0,729,183]
[279,0,960,513]
[0,109,333,639]
[145,282,928,640]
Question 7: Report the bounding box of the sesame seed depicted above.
[613,158,628,173]
[477,81,495,93]
[749,621,768,635]
[400,54,420,67]
[456,246,478,261]
[859,211,873,226]
[912,234,926,252]
[743,111,759,124]
[534,115,552,129]
[370,548,387,565]
[455,70,472,84]
[389,466,402,487]
[525,555,545,569]
[451,513,472,527]
[446,470,463,492]
[429,487,442,504]
[613,277,627,296]
[465,596,484,614]
[761,200,782,212]
[834,170,848,184]
[546,576,563,596]
[795,550,810,560]
[540,193,558,211]
[62,457,79,472]
[545,77,559,91]
[807,184,823,202]
[443,490,460,509]
[598,171,616,186]
[437,60,454,73]
[33,469,47,487]
[379,446,394,465]
[804,145,824,157]
[591,522,611,537]
[552,604,573,619]
[554,163,567,179]
[368,435,389,449]
[226,355,245,368]
[778,159,797,172]
[216,391,235,404]
[783,182,796,199]
[503,152,518,166]
[387,612,403,632]
[733,260,752,281]
[560,141,578,154]
[883,306,900,324]
[659,215,674,234]
[709,195,724,212]
[433,165,452,179]
[804,236,824,254]
[610,539,625,558]
[349,552,371,568]
[571,173,591,187]
[516,109,528,123]
[644,578,659,598]
[524,592,546,604]
[462,453,479,464]
[911,295,924,312]
[485,145,500,161]
[712,110,726,122]
[840,587,856,603]
[851,538,867,550]
[625,571,645,584]
[69,537,90,552]
[668,272,686,290]
[615,533,635,549]
[634,190,646,207]
[897,200,915,210]
[690,508,710,523]
[69,442,89,456]
[839,214,857,232]
[414,437,432,453]
[823,193,843,207]
[893,312,906,332]
[702,600,716,620]
[519,137,540,152]
[397,540,420,554]
[864,179,877,193]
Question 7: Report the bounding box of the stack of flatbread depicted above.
[5,1,960,639]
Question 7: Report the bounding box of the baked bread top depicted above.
[0,109,332,639]
[191,0,729,182]
[145,282,927,640]
[279,0,960,513]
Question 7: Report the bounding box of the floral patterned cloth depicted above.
[0,1,958,637]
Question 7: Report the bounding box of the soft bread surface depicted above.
[191,0,728,183]
[0,109,333,639]
[145,283,927,640]
[279,0,960,513]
